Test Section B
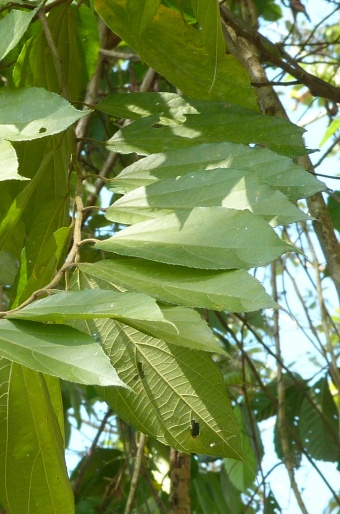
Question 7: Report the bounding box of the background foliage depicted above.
[0,0,340,513]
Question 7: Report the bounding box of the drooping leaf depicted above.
[106,168,310,227]
[108,141,326,200]
[0,87,87,141]
[79,259,278,311]
[96,207,292,269]
[298,376,340,462]
[7,289,169,325]
[0,5,39,60]
[0,319,127,387]
[78,317,243,459]
[0,360,75,514]
[95,0,257,108]
[126,0,161,47]
[190,0,226,89]
[0,139,28,181]
[224,406,259,492]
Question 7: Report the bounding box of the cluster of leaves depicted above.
[0,0,338,513]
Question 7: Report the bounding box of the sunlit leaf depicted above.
[0,139,28,181]
[96,207,292,269]
[7,289,169,324]
[79,259,277,311]
[0,88,87,141]
[0,6,39,60]
[109,141,326,200]
[0,319,127,387]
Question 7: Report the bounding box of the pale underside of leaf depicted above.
[0,319,126,387]
[109,142,325,200]
[79,259,278,312]
[97,207,292,270]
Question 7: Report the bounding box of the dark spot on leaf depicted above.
[39,127,47,133]
[137,361,145,379]
[191,419,200,438]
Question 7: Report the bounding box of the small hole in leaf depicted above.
[39,127,47,133]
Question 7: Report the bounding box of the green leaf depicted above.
[224,406,258,492]
[298,376,340,462]
[0,319,127,387]
[264,489,282,514]
[0,6,39,60]
[106,100,307,157]
[107,168,310,227]
[126,0,161,46]
[190,0,226,89]
[79,259,278,311]
[95,0,257,108]
[129,304,225,353]
[0,139,28,181]
[96,91,198,124]
[96,207,292,270]
[109,141,326,200]
[7,289,169,324]
[0,361,75,514]
[91,318,243,458]
[0,87,87,141]
[320,117,340,146]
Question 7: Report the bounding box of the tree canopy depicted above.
[0,0,340,513]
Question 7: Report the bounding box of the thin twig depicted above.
[73,408,113,497]
[271,262,309,514]
[123,432,147,514]
[38,9,69,100]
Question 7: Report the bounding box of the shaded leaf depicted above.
[0,319,126,387]
[0,360,75,514]
[298,376,340,462]
[126,0,161,46]
[95,0,257,108]
[96,207,292,270]
[0,87,87,141]
[106,99,307,157]
[191,0,226,89]
[79,259,277,311]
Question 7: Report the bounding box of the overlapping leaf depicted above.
[0,139,27,181]
[77,317,243,459]
[7,289,169,324]
[80,259,277,312]
[96,207,292,269]
[108,141,326,200]
[106,168,310,227]
[95,0,257,108]
[0,319,126,387]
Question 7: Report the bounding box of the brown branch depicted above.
[220,5,340,103]
[169,450,191,514]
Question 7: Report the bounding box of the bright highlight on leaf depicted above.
[0,319,127,387]
[0,87,88,141]
[0,139,28,181]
